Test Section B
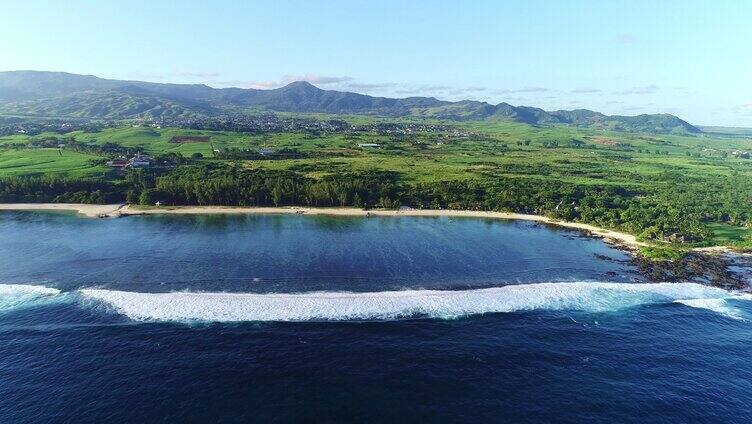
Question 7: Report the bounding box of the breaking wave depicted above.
[79,282,747,323]
[0,284,62,313]
[3,282,749,322]
[674,298,746,320]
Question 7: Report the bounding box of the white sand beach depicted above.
[0,203,126,218]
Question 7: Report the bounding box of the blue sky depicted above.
[1,0,750,126]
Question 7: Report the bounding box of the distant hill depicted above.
[0,71,701,133]
[698,126,752,137]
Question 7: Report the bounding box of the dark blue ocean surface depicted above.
[0,211,636,292]
[0,211,751,422]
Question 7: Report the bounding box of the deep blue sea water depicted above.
[1,211,751,422]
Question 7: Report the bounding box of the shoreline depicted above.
[2,203,748,288]
[0,203,127,218]
[0,203,647,250]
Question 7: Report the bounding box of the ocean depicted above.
[1,211,751,422]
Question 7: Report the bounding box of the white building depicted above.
[128,153,153,168]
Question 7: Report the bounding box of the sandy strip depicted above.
[0,203,125,218]
[0,203,647,249]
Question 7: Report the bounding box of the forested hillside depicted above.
[0,71,699,133]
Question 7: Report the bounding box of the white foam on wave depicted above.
[674,298,744,320]
[79,282,743,323]
[0,284,62,312]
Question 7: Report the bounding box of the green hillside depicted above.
[0,71,701,134]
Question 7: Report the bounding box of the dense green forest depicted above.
[2,161,751,246]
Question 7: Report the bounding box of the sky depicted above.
[0,0,750,126]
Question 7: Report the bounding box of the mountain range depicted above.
[0,71,700,134]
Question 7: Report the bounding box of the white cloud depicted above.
[515,86,549,93]
[176,71,221,79]
[493,87,549,94]
[570,87,602,94]
[614,85,660,95]
[213,79,278,89]
[280,74,353,85]
[215,75,352,89]
[345,82,397,91]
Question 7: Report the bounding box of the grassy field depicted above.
[0,148,108,178]
[2,119,752,186]
[707,222,752,247]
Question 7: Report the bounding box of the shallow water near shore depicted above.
[1,211,751,422]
